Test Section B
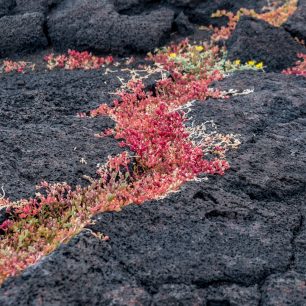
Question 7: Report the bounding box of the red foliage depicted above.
[0,41,232,284]
[1,60,34,73]
[91,73,228,184]
[44,50,114,70]
[282,53,306,77]
[0,220,13,231]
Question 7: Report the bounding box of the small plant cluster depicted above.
[211,0,298,41]
[0,60,35,74]
[91,79,230,177]
[283,53,306,76]
[0,38,241,284]
[148,39,223,75]
[44,50,114,70]
[0,50,114,74]
[230,59,264,71]
[148,39,264,76]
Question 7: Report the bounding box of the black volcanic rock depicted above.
[153,283,260,306]
[0,0,14,17]
[261,272,306,305]
[0,1,305,304]
[14,0,49,14]
[0,57,162,201]
[226,16,306,72]
[0,13,48,58]
[47,0,175,54]
[0,68,131,200]
[14,0,42,14]
[284,0,306,43]
[0,71,305,305]
[294,204,306,274]
[187,0,267,26]
[0,0,275,57]
[167,0,201,7]
[113,0,161,14]
[0,232,152,305]
[174,11,195,35]
[12,0,64,14]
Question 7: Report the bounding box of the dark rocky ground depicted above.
[0,58,160,201]
[1,71,305,306]
[1,0,306,305]
[226,16,305,72]
[0,0,299,57]
[0,69,120,201]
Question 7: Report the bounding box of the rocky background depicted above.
[0,0,304,56]
[0,0,306,305]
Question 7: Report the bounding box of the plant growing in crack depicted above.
[0,37,254,284]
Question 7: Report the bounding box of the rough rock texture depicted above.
[0,68,136,201]
[0,58,162,202]
[173,11,195,35]
[153,283,260,306]
[13,0,50,14]
[294,205,306,274]
[112,0,267,26]
[261,272,306,306]
[226,16,306,72]
[1,71,305,305]
[0,1,306,304]
[0,13,48,57]
[113,0,162,14]
[167,0,201,7]
[284,0,306,43]
[0,0,14,17]
[11,0,64,14]
[0,0,279,57]
[47,0,175,54]
[186,0,267,26]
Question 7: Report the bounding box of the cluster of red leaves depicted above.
[211,10,243,42]
[211,0,298,42]
[44,50,114,70]
[92,78,228,182]
[282,53,306,77]
[257,0,298,26]
[0,41,231,284]
[0,180,95,278]
[0,60,35,73]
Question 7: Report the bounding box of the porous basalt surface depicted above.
[0,0,14,17]
[226,16,306,72]
[0,13,47,58]
[47,0,175,54]
[0,64,160,201]
[13,0,63,15]
[0,0,286,57]
[1,71,305,305]
[284,0,306,43]
[185,0,267,26]
[1,0,306,304]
